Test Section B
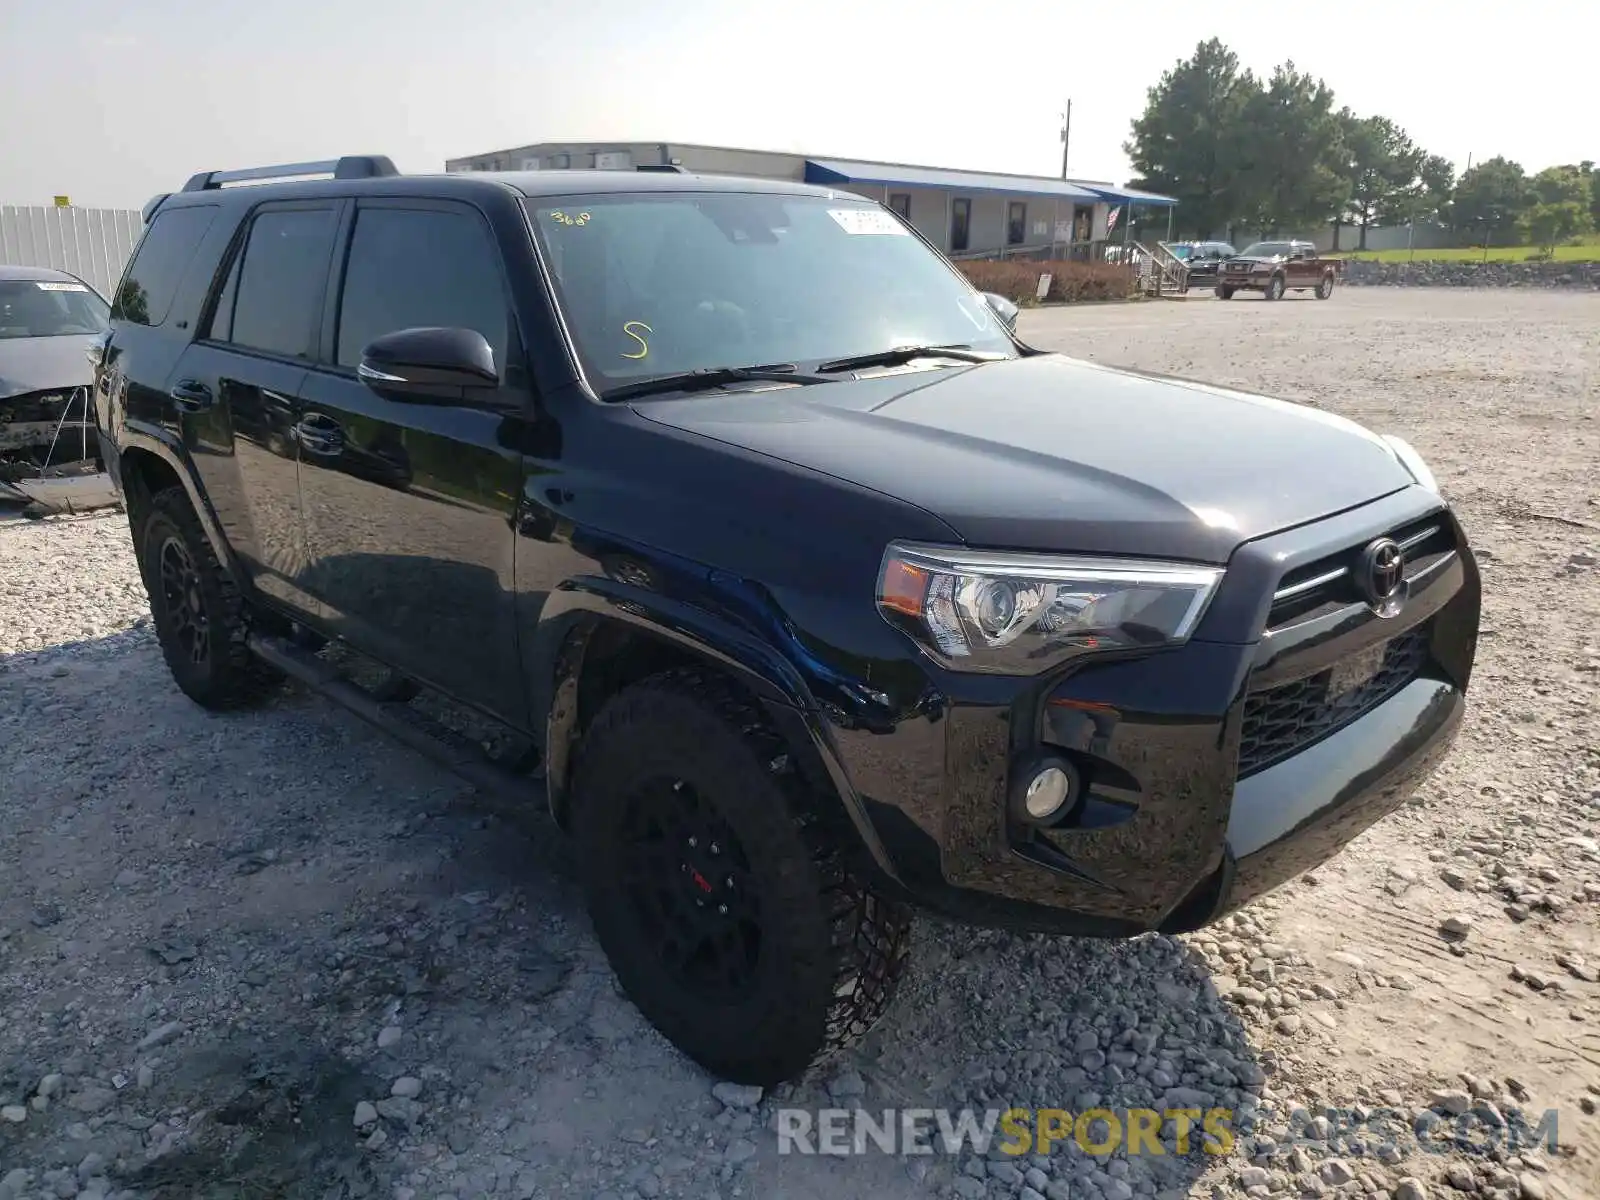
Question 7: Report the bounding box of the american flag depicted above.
[1105,206,1122,234]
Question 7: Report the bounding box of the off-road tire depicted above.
[570,668,912,1085]
[1316,272,1335,300]
[1265,274,1286,301]
[135,484,281,709]
[1216,285,1235,300]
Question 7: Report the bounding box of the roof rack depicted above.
[180,155,400,193]
[635,164,687,173]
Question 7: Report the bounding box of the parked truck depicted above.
[1216,239,1341,300]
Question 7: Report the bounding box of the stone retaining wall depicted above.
[1339,258,1600,289]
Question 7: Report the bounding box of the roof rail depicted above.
[180,155,400,193]
[635,164,687,173]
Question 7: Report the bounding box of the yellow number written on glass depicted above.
[549,210,593,227]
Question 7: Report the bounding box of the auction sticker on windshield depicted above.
[828,208,909,236]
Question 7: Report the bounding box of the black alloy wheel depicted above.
[571,668,912,1085]
[616,776,761,999]
[135,484,280,708]
[156,533,210,669]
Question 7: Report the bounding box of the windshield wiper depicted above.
[601,364,830,402]
[815,344,1006,374]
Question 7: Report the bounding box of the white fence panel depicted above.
[0,205,143,300]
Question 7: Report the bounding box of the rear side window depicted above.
[226,208,337,359]
[112,205,217,327]
[334,207,508,369]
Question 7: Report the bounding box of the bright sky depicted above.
[1,0,1586,210]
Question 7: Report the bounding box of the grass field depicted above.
[1328,235,1600,263]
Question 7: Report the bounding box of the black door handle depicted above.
[293,414,345,458]
[170,380,213,413]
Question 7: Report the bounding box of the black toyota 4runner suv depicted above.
[94,156,1480,1086]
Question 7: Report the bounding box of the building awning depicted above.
[804,159,1102,202]
[1072,183,1179,209]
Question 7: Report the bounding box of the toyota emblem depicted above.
[1357,537,1406,616]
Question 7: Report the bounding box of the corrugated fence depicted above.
[1,205,144,300]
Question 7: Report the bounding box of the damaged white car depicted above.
[0,265,120,516]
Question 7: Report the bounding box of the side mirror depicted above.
[359,327,499,397]
[981,291,1020,332]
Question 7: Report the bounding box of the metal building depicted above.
[444,141,1177,261]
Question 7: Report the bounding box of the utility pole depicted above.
[1059,100,1072,180]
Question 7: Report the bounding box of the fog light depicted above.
[1025,768,1071,820]
[1010,757,1082,828]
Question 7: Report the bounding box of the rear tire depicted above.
[134,485,281,709]
[570,668,911,1086]
[1316,272,1335,300]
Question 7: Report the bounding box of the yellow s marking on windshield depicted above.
[621,321,653,359]
[549,210,592,227]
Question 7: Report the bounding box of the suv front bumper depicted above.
[819,486,1478,936]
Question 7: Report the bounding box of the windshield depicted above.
[1170,245,1194,260]
[0,278,110,339]
[525,192,1015,391]
[1239,242,1293,258]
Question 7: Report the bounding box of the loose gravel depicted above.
[2,288,1597,1200]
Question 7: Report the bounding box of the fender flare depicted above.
[116,425,240,583]
[530,579,902,886]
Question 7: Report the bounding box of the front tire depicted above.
[570,669,911,1086]
[1265,274,1286,301]
[134,485,280,709]
[1216,285,1235,300]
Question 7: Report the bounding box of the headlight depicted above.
[1381,435,1439,493]
[876,543,1224,675]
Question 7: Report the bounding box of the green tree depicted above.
[1124,38,1260,239]
[1588,162,1600,225]
[1529,163,1590,206]
[1336,112,1424,249]
[1414,154,1458,226]
[1376,153,1456,231]
[1236,63,1348,234]
[1450,157,1530,242]
[1521,164,1595,252]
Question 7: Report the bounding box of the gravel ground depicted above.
[2,288,1598,1200]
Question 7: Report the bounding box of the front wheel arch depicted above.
[541,614,829,809]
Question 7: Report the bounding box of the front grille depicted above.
[0,387,78,425]
[1237,625,1431,778]
[1267,514,1455,629]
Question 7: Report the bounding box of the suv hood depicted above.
[633,354,1414,562]
[0,334,97,401]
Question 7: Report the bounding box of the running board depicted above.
[246,633,546,816]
